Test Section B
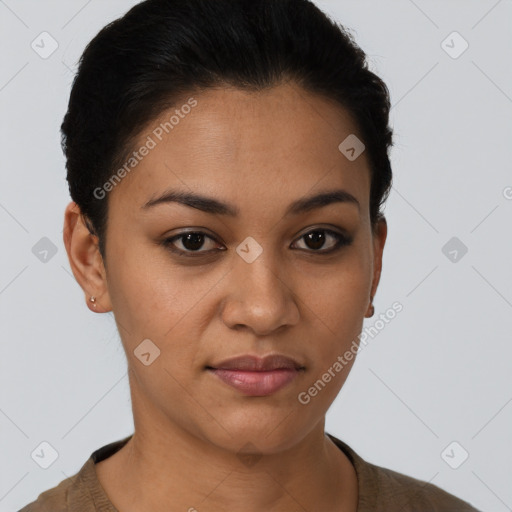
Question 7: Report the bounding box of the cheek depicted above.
[300,251,371,331]
[105,239,223,358]
[297,251,371,385]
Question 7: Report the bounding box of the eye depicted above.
[162,231,223,256]
[291,228,352,253]
[162,227,352,258]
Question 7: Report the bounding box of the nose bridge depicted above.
[222,242,299,333]
[234,232,281,284]
[239,247,283,295]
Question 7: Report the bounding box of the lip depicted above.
[208,354,304,371]
[206,354,305,396]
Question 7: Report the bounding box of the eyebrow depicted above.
[142,188,360,216]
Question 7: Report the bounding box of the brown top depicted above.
[19,433,480,512]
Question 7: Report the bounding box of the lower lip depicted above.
[208,368,300,396]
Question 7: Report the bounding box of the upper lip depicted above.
[207,354,304,371]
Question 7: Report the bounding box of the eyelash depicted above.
[161,228,353,258]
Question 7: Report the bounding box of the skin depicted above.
[63,81,387,512]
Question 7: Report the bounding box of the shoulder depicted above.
[18,471,77,512]
[18,436,131,512]
[327,434,481,512]
[361,460,480,511]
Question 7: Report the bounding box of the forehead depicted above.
[108,82,371,218]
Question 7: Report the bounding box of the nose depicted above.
[220,252,300,336]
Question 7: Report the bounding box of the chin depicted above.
[198,413,312,456]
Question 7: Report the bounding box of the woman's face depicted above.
[69,81,386,454]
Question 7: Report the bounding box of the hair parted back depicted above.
[61,0,393,259]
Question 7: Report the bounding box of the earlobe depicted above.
[367,217,387,315]
[63,201,112,313]
[365,296,375,318]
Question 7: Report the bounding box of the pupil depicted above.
[306,231,325,250]
[183,233,204,251]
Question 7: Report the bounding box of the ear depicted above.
[63,201,112,313]
[366,217,387,315]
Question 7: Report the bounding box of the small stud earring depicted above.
[90,296,97,307]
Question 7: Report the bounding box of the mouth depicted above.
[205,354,305,397]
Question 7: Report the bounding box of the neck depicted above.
[96,377,358,512]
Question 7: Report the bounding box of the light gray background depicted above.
[1,1,511,511]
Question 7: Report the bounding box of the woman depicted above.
[20,0,480,510]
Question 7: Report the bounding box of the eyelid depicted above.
[290,228,349,252]
[162,226,352,258]
[163,231,222,256]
